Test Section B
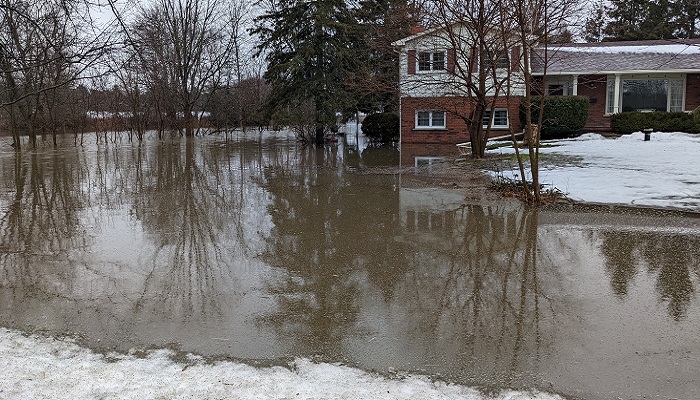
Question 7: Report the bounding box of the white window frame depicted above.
[415,110,446,129]
[482,108,509,129]
[482,49,510,71]
[605,74,686,115]
[416,50,446,72]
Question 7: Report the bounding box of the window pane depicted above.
[431,111,445,127]
[548,84,564,96]
[622,79,667,112]
[497,53,509,69]
[493,110,509,127]
[606,78,616,114]
[432,52,445,70]
[417,111,430,126]
[418,52,431,71]
[669,79,684,112]
[482,110,491,126]
[483,50,509,70]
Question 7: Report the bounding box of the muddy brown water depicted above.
[0,132,699,400]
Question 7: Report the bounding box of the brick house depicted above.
[393,28,700,145]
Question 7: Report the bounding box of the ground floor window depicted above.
[415,110,446,129]
[606,76,685,114]
[483,108,509,128]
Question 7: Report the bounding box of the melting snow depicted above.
[489,131,700,210]
[554,44,700,55]
[0,328,563,400]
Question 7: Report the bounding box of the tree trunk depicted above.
[315,124,324,146]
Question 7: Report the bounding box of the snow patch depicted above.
[488,132,700,210]
[555,44,700,55]
[0,328,564,400]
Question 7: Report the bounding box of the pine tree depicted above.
[604,0,675,40]
[583,0,606,42]
[672,0,700,38]
[252,0,358,145]
[349,0,420,113]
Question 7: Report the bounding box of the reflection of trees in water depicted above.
[400,205,553,384]
[0,148,90,297]
[128,136,271,319]
[601,231,699,321]
[0,135,273,327]
[259,145,408,358]
[259,145,556,383]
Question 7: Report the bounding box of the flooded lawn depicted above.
[0,132,699,400]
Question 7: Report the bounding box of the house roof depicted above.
[534,39,700,75]
[391,25,445,47]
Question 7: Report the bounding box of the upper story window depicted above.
[482,50,509,70]
[418,51,446,72]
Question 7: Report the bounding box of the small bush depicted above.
[692,106,700,124]
[361,112,399,143]
[520,96,589,139]
[611,111,700,134]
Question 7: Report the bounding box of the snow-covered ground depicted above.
[488,131,700,211]
[0,328,562,400]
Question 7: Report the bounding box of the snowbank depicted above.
[0,328,563,400]
[555,44,700,55]
[488,132,700,210]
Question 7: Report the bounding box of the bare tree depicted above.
[126,0,239,137]
[407,0,522,158]
[406,0,578,201]
[0,0,113,148]
[502,0,581,203]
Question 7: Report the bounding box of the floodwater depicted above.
[0,132,699,400]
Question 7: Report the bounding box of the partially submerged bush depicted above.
[361,112,399,143]
[520,96,589,139]
[611,111,700,134]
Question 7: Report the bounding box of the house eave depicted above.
[392,26,445,47]
[533,69,700,76]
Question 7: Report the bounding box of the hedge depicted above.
[361,112,399,142]
[611,111,700,134]
[519,96,590,139]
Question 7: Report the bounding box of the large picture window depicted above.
[607,77,685,114]
[417,51,446,72]
[483,109,509,128]
[416,110,446,129]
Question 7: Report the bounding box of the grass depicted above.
[490,175,571,204]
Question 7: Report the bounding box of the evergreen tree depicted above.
[672,0,700,38]
[604,0,675,40]
[349,0,420,114]
[583,0,606,42]
[252,0,358,145]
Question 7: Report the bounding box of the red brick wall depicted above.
[686,74,700,111]
[400,96,522,145]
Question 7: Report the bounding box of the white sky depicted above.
[0,328,562,400]
[488,132,700,211]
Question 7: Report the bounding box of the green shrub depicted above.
[611,111,700,134]
[361,112,399,142]
[692,106,700,124]
[520,96,590,139]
